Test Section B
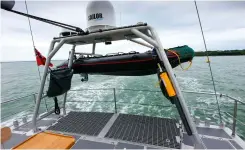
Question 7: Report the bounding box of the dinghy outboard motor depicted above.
[1,1,15,10]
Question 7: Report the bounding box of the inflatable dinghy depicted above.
[57,45,194,76]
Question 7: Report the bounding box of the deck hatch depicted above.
[47,111,113,136]
[105,114,180,148]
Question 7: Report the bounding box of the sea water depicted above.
[1,56,245,138]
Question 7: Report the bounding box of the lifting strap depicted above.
[54,97,60,115]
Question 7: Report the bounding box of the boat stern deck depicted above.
[3,111,245,149]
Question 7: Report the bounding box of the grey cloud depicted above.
[1,1,245,61]
[118,1,245,30]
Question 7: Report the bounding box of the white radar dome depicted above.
[86,0,116,32]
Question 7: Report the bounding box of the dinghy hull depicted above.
[58,45,194,76]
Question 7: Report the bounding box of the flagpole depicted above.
[24,0,42,82]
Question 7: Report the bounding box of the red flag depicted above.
[35,49,53,67]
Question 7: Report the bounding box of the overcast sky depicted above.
[1,1,245,62]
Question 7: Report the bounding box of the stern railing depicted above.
[1,88,245,138]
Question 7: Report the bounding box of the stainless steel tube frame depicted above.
[148,26,203,148]
[53,26,149,44]
[232,101,238,136]
[131,27,203,148]
[131,29,158,47]
[126,37,154,49]
[32,40,64,131]
[62,45,76,115]
[31,25,201,147]
[92,42,96,54]
[113,88,117,113]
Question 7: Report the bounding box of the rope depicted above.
[24,0,42,82]
[54,97,60,115]
[25,1,49,112]
[155,51,192,87]
[155,79,161,88]
[167,50,192,71]
[194,0,222,124]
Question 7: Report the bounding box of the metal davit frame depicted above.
[31,24,204,148]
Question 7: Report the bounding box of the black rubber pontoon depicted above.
[57,45,194,76]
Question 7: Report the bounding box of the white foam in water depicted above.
[118,105,130,114]
[177,76,204,92]
[66,76,128,112]
[136,92,146,104]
